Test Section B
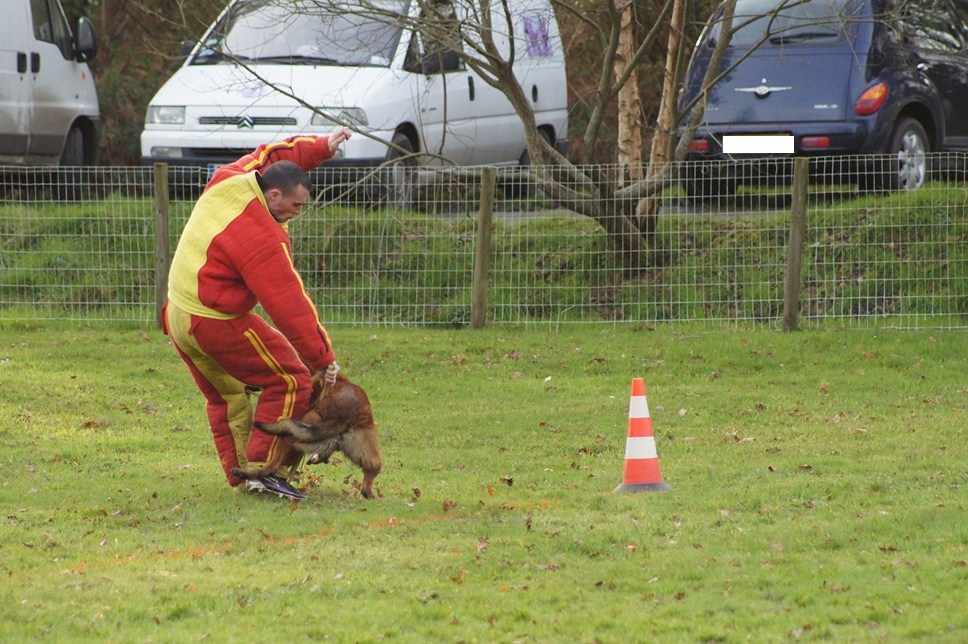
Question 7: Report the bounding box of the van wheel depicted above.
[517,128,554,167]
[376,133,416,207]
[862,117,929,192]
[508,129,554,198]
[60,127,86,166]
[56,126,87,201]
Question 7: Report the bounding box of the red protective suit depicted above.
[164,136,337,487]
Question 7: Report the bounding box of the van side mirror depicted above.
[74,17,98,62]
[438,50,461,73]
[420,50,461,75]
[180,40,197,58]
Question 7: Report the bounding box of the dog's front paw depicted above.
[230,467,251,479]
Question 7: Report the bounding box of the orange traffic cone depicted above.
[614,377,671,493]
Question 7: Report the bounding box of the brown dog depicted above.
[231,372,383,499]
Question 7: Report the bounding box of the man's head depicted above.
[259,161,311,223]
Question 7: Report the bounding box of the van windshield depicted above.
[192,0,408,67]
[706,0,859,48]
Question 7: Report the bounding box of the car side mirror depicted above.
[74,17,98,62]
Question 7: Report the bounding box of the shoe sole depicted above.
[258,476,308,500]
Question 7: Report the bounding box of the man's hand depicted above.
[323,361,340,386]
[327,127,351,154]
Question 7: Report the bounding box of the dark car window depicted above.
[706,0,860,48]
[897,0,967,52]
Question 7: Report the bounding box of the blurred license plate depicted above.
[723,135,793,154]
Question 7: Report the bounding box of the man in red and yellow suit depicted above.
[163,128,351,497]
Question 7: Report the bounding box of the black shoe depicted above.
[258,475,307,500]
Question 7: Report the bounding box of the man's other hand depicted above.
[327,127,351,154]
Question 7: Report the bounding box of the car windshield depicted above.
[192,0,408,67]
[706,0,858,48]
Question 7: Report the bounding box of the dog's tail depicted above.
[254,418,346,441]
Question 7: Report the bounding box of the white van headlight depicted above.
[150,147,183,158]
[312,107,368,128]
[147,106,186,125]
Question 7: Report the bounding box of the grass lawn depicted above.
[0,324,965,641]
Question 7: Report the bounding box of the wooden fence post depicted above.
[471,167,497,329]
[153,163,170,329]
[782,157,809,331]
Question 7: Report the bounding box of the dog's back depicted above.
[312,374,374,430]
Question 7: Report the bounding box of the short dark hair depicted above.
[259,161,311,195]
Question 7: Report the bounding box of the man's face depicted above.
[265,185,310,223]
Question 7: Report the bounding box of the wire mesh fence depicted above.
[1,156,965,329]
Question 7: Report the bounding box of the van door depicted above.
[0,0,32,163]
[28,0,87,163]
[404,2,481,165]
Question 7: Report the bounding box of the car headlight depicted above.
[146,106,186,125]
[311,107,368,128]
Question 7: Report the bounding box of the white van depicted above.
[1,0,100,166]
[140,0,568,188]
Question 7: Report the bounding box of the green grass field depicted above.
[0,325,965,641]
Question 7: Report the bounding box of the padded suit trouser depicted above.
[164,302,311,487]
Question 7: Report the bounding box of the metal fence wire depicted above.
[0,156,965,329]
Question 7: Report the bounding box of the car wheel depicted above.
[376,132,416,207]
[864,117,930,192]
[681,160,737,203]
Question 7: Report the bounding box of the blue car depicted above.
[678,0,968,196]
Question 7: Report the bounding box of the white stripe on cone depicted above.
[629,396,649,419]
[624,436,658,460]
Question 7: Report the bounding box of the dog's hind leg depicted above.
[339,429,383,499]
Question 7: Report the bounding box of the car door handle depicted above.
[17,52,27,74]
[31,52,40,74]
[468,76,475,101]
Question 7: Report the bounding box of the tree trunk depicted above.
[637,0,686,232]
[614,1,642,188]
[649,0,685,170]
